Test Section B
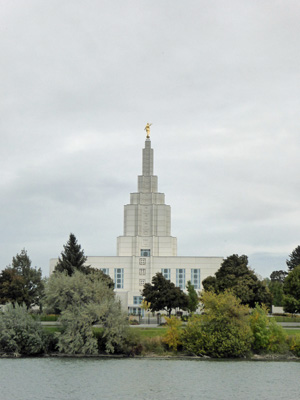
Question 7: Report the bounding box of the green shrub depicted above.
[287,335,300,357]
[42,330,59,353]
[0,303,45,355]
[163,316,182,351]
[249,305,270,351]
[181,291,253,358]
[250,304,287,353]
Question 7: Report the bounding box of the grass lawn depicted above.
[134,327,167,338]
[283,329,300,335]
[271,316,300,323]
[42,326,167,338]
[43,326,62,333]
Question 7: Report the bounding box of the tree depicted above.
[181,291,253,358]
[267,270,288,306]
[202,254,272,308]
[142,272,189,317]
[54,233,89,276]
[186,280,199,313]
[44,270,128,354]
[0,249,44,308]
[283,265,300,313]
[270,270,288,283]
[286,245,300,271]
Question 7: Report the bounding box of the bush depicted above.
[287,335,300,357]
[250,304,287,353]
[42,330,59,353]
[0,303,45,355]
[163,316,182,351]
[181,291,253,358]
[141,336,165,355]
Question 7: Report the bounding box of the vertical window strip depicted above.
[191,269,200,289]
[114,268,124,289]
[176,268,186,289]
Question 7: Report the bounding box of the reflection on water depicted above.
[0,358,300,400]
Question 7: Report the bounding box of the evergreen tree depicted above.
[286,245,300,271]
[54,233,88,276]
[0,249,43,308]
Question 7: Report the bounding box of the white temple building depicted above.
[50,130,223,314]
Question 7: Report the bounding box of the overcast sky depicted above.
[1,0,299,278]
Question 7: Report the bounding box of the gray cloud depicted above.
[1,1,300,277]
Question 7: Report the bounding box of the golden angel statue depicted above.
[144,122,152,138]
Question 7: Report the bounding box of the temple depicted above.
[50,134,223,313]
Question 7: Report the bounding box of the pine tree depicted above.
[286,245,300,271]
[54,233,88,276]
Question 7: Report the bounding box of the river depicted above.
[0,358,299,400]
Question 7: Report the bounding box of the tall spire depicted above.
[117,134,177,257]
[142,139,153,176]
[138,140,157,193]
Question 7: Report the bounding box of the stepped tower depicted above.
[117,137,177,257]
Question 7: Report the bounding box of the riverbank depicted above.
[1,351,300,361]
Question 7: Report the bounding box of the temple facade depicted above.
[50,134,223,313]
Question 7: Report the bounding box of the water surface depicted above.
[1,358,299,400]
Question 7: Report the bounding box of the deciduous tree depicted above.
[142,272,189,317]
[202,254,272,308]
[0,249,43,308]
[186,280,199,313]
[283,265,300,313]
[267,270,288,306]
[44,270,128,354]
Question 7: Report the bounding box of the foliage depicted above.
[57,305,98,355]
[267,270,288,306]
[0,303,45,355]
[0,249,44,308]
[268,281,285,306]
[202,254,272,308]
[163,316,182,351]
[283,266,300,313]
[54,233,89,276]
[186,280,199,313]
[287,334,300,357]
[44,269,114,314]
[142,273,189,317]
[286,245,300,271]
[181,291,253,358]
[249,304,287,353]
[270,270,288,283]
[141,336,165,355]
[44,270,128,354]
